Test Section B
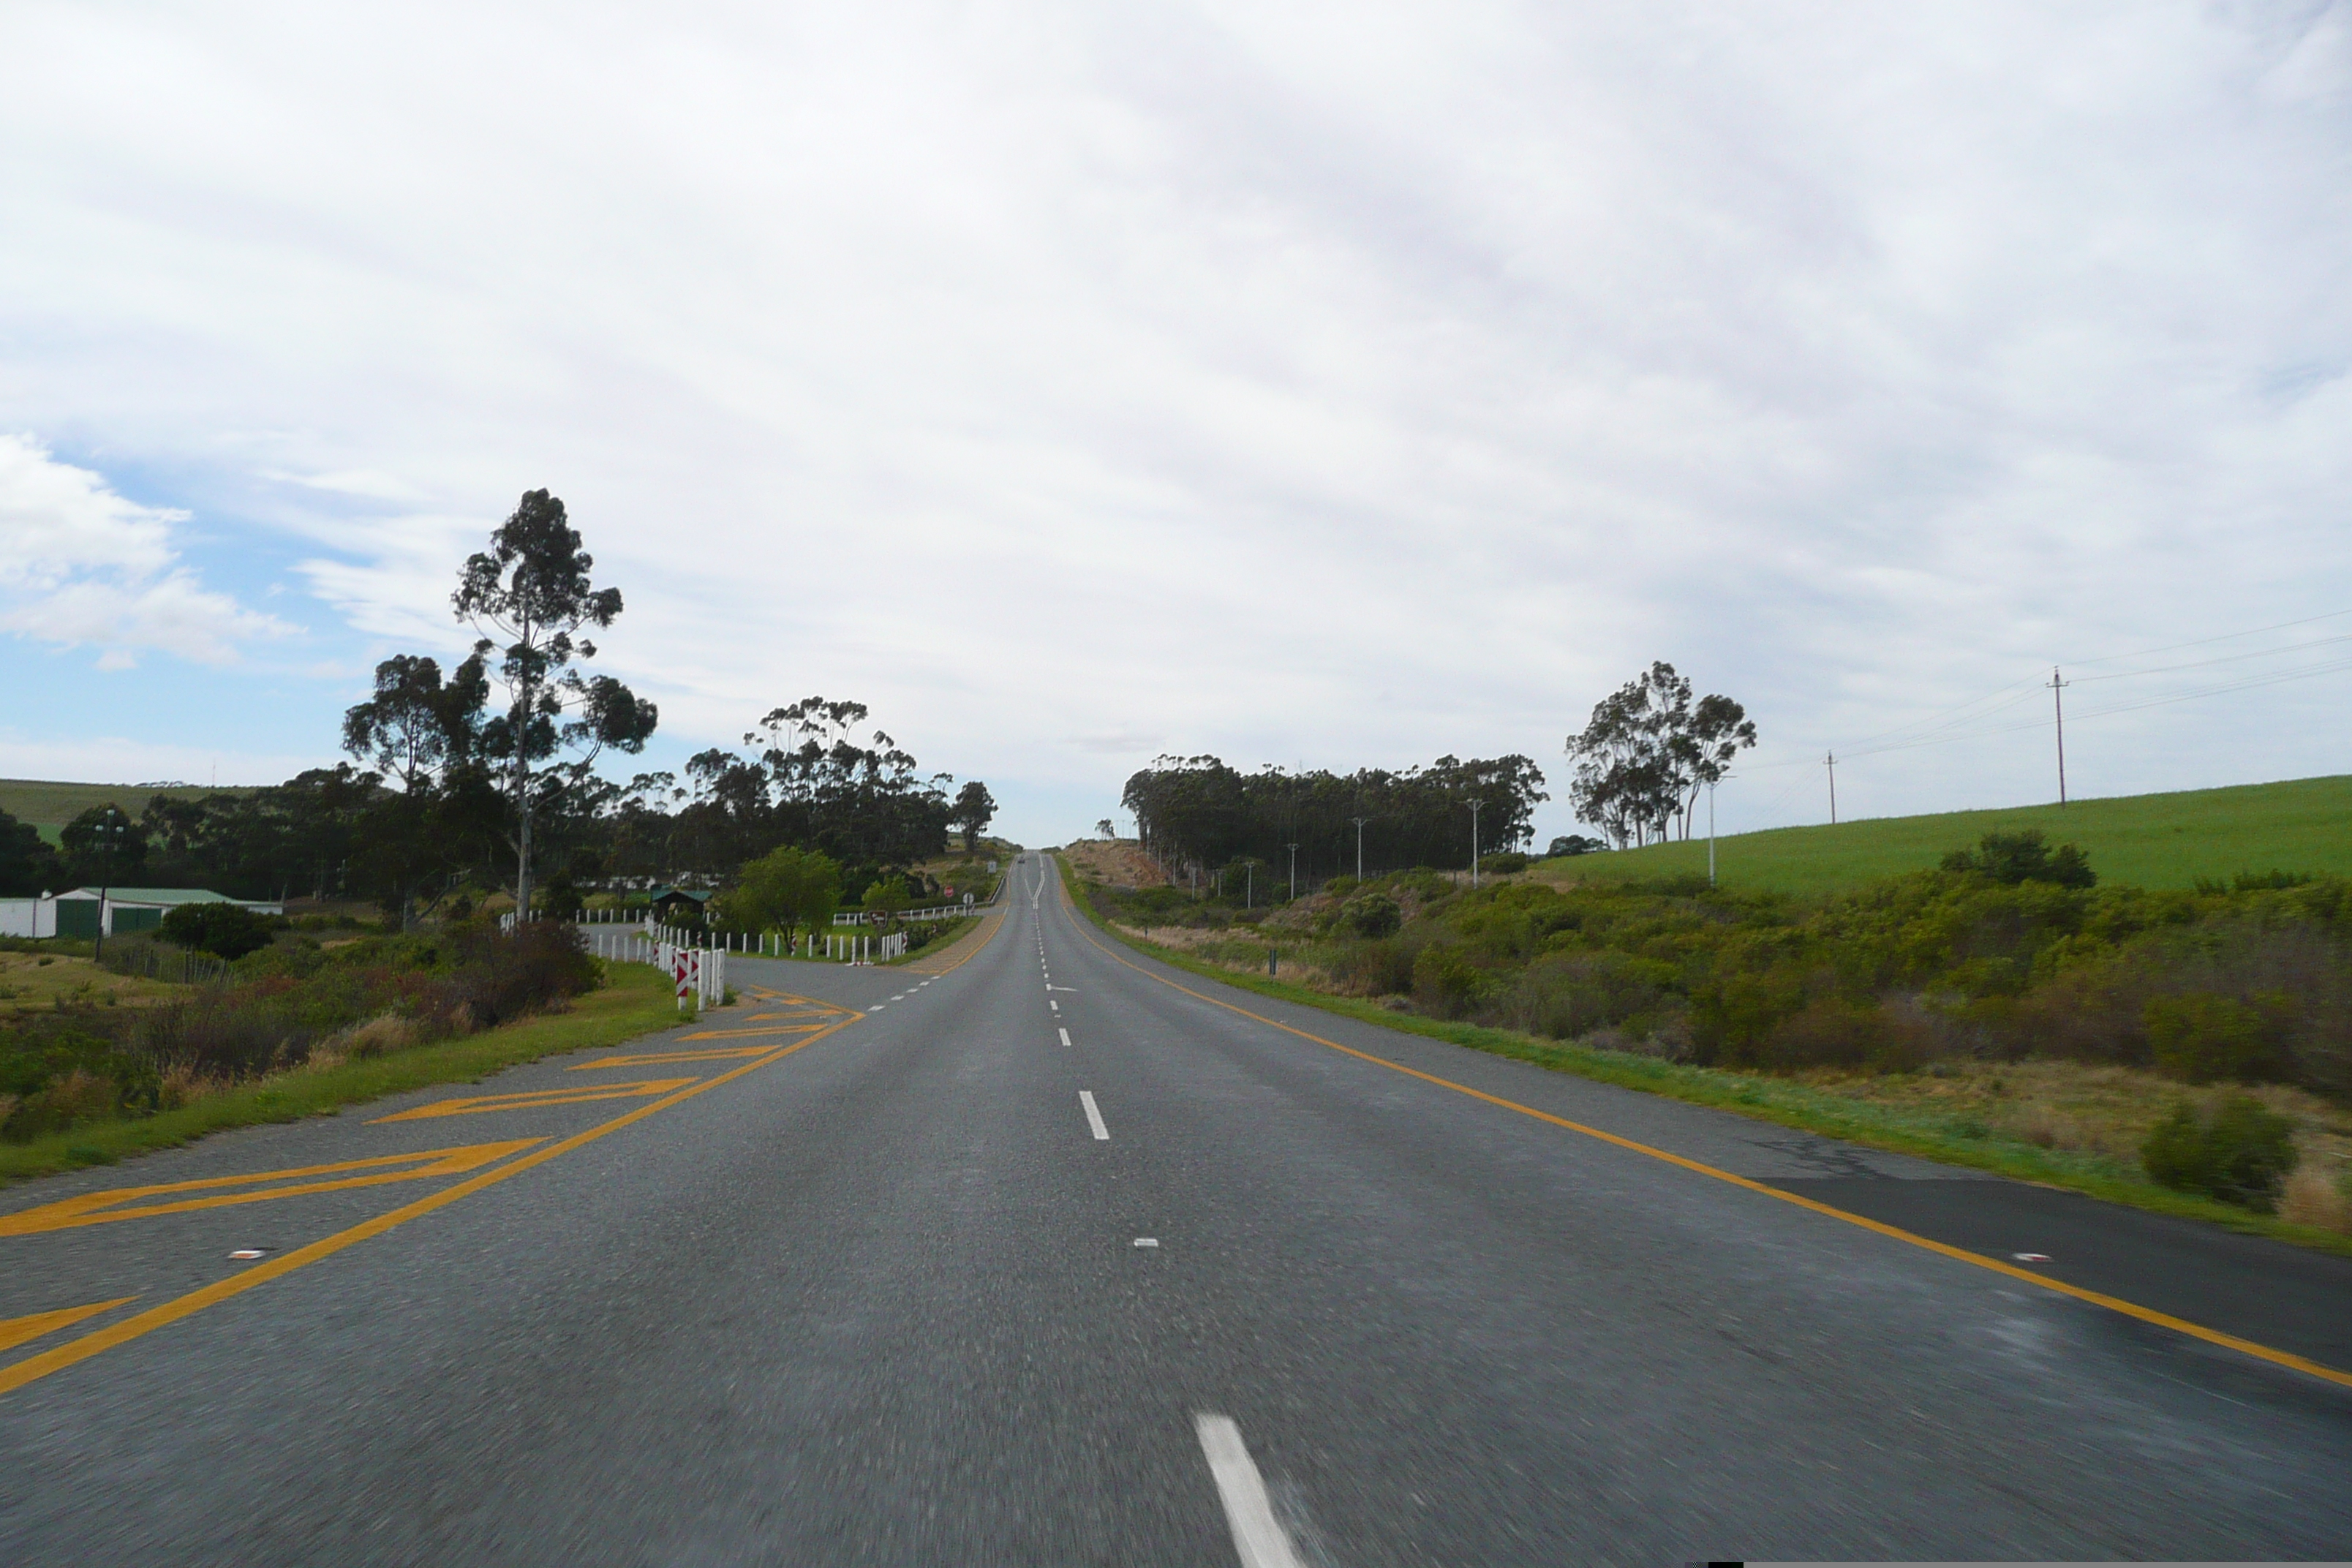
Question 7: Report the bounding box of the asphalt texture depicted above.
[2,853,2349,1564]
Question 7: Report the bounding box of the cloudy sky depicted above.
[3,1,2348,849]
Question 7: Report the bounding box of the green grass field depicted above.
[1543,774,2352,897]
[0,777,246,845]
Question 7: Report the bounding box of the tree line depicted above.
[0,490,995,919]
[1120,753,1548,887]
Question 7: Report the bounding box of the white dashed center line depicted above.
[1195,1414,1307,1568]
[1078,1090,1109,1140]
[1058,1027,1071,1048]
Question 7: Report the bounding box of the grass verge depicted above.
[0,962,682,1186]
[896,916,977,964]
[1051,854,2352,1260]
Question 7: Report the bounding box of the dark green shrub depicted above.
[1332,936,1416,997]
[0,1022,158,1141]
[1939,829,2095,889]
[1546,834,1605,857]
[448,920,598,1025]
[1123,886,1194,922]
[1745,996,1929,1074]
[1341,892,1402,938]
[1411,944,1489,1019]
[159,902,274,960]
[1478,851,1530,875]
[1396,870,1450,901]
[2142,992,2284,1083]
[1512,950,1673,1040]
[2141,1096,2299,1210]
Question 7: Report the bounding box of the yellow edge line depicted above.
[1054,857,2352,1392]
[0,1010,862,1398]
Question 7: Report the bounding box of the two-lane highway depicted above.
[2,851,2349,1563]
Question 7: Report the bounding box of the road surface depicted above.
[2,853,2348,1563]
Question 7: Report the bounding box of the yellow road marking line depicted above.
[0,1298,136,1354]
[676,1024,831,1041]
[0,1009,862,1398]
[1060,864,2352,1392]
[566,1047,774,1069]
[0,1141,546,1237]
[369,1079,696,1123]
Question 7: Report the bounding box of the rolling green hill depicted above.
[0,779,246,846]
[1542,774,2352,897]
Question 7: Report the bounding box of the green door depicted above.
[55,900,99,938]
[113,906,163,935]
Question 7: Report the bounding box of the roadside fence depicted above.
[97,939,234,986]
[590,919,905,967]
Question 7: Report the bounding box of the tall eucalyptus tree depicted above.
[453,489,657,919]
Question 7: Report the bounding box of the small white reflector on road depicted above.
[227,1248,266,1259]
[1134,1237,1158,1248]
[2013,1252,2053,1263]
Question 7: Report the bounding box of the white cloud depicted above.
[0,431,179,588]
[0,4,2348,842]
[0,433,294,666]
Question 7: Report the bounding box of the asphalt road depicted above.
[2,853,2350,1564]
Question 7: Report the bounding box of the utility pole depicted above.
[1286,843,1299,902]
[1466,799,1485,889]
[1350,816,1368,883]
[2048,666,2070,806]
[1825,753,1838,826]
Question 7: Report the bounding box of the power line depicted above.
[2070,631,2352,683]
[2059,607,2352,669]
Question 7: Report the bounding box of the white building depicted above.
[0,887,283,941]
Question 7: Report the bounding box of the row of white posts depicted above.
[578,919,903,969]
[572,927,725,1009]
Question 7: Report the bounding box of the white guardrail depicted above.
[574,919,908,969]
[832,901,976,926]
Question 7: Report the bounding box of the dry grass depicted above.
[1062,839,1169,889]
[300,1013,423,1074]
[1109,921,1343,992]
[0,951,184,1014]
[156,1062,220,1112]
[1793,1058,2352,1194]
[2280,1168,2352,1232]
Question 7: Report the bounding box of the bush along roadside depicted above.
[0,921,679,1181]
[1055,848,2352,1258]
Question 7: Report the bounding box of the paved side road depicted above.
[0,853,2345,1564]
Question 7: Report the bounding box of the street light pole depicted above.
[1286,843,1298,902]
[1466,799,1484,889]
[1350,817,1368,883]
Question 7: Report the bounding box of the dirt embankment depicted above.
[1060,839,1169,889]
